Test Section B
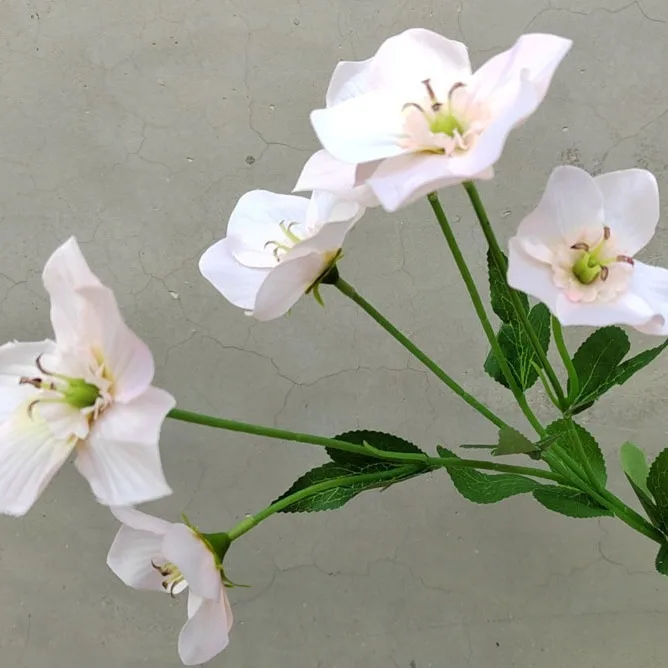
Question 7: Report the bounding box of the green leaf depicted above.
[647,448,668,531]
[275,461,405,513]
[656,544,668,576]
[569,331,668,413]
[328,430,425,466]
[488,249,529,324]
[620,442,651,499]
[484,303,551,391]
[437,446,542,503]
[546,419,607,485]
[533,486,612,518]
[492,426,538,456]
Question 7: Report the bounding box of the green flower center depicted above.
[570,226,634,285]
[429,111,465,137]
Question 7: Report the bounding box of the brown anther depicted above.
[603,226,611,241]
[616,255,635,266]
[448,81,466,101]
[35,353,50,376]
[402,102,425,114]
[27,399,40,419]
[600,266,609,282]
[19,377,42,388]
[421,79,437,103]
[570,242,590,251]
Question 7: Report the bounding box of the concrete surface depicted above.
[2,0,668,666]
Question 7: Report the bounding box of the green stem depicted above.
[552,317,579,406]
[332,277,509,431]
[463,182,567,410]
[531,361,562,409]
[426,192,545,437]
[227,466,417,541]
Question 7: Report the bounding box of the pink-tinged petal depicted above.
[179,593,231,666]
[311,90,408,164]
[0,409,74,516]
[226,190,309,252]
[107,525,166,592]
[110,505,172,534]
[75,393,173,506]
[515,166,604,243]
[37,400,89,440]
[199,238,269,311]
[507,237,561,314]
[326,58,374,106]
[470,34,571,114]
[628,261,668,335]
[304,190,364,231]
[162,524,221,599]
[370,29,471,93]
[74,285,155,403]
[294,150,380,207]
[595,169,659,255]
[42,238,104,348]
[0,340,55,422]
[554,290,655,328]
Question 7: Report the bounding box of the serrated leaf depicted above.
[275,461,409,513]
[620,442,651,499]
[488,249,529,324]
[533,486,612,518]
[656,544,668,576]
[484,303,551,391]
[547,419,607,485]
[493,425,537,456]
[328,430,425,466]
[436,446,542,503]
[647,448,668,531]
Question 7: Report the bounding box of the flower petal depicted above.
[311,90,408,164]
[107,525,166,592]
[370,28,471,93]
[0,409,74,516]
[628,261,668,335]
[226,190,310,252]
[0,340,55,422]
[595,169,659,255]
[74,285,155,403]
[110,505,172,534]
[470,34,572,115]
[294,150,380,207]
[162,524,221,599]
[75,389,174,506]
[178,593,232,666]
[507,236,561,313]
[554,290,655,328]
[516,166,604,242]
[199,238,269,310]
[304,190,364,231]
[326,58,374,106]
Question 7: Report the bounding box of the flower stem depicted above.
[227,465,418,541]
[426,191,545,437]
[552,317,579,406]
[462,181,567,410]
[332,276,508,431]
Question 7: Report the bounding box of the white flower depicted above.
[310,29,572,212]
[508,165,668,333]
[199,189,363,320]
[0,237,174,515]
[107,507,233,666]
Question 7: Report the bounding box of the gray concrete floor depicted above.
[2,0,668,666]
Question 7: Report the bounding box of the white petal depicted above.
[75,391,174,506]
[294,150,380,207]
[162,524,221,599]
[326,58,374,106]
[370,29,471,93]
[106,525,166,592]
[178,593,231,666]
[304,190,364,230]
[0,340,55,422]
[37,400,89,440]
[226,190,310,252]
[507,237,561,314]
[311,90,408,164]
[628,261,668,334]
[74,285,155,403]
[470,34,572,114]
[110,505,172,534]
[516,166,604,242]
[199,238,269,311]
[554,290,655,328]
[0,409,74,516]
[595,169,660,255]
[42,237,103,348]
